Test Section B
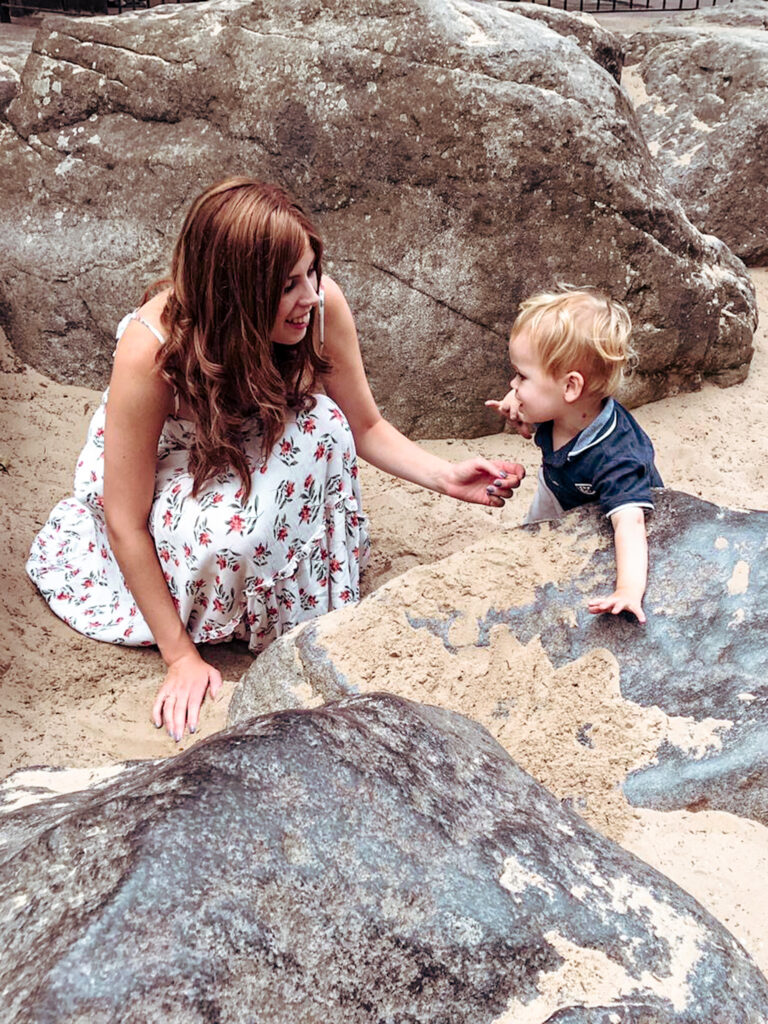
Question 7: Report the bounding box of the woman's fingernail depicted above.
[485,486,494,495]
[498,470,508,478]
[154,721,162,729]
[189,726,196,735]
[174,733,181,743]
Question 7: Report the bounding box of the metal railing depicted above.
[520,0,733,10]
[1,0,193,18]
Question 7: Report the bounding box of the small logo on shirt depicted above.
[575,483,596,495]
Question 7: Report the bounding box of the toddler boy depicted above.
[486,288,663,623]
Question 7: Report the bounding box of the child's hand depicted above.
[588,589,646,624]
[485,390,535,439]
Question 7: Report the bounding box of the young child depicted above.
[486,288,663,624]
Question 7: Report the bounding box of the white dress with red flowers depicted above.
[26,320,370,653]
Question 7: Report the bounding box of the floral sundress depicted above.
[26,315,370,652]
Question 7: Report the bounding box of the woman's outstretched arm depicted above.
[320,276,525,506]
[103,312,221,741]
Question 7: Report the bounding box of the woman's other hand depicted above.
[152,650,223,741]
[444,458,525,507]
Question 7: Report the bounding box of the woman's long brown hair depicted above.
[151,178,330,501]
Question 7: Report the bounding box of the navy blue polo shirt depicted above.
[534,398,663,517]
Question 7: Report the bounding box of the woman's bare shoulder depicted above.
[115,289,171,363]
[136,288,172,337]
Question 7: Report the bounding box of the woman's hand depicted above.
[485,390,536,439]
[152,650,223,741]
[443,458,525,507]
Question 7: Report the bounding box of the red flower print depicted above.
[330,558,342,573]
[277,527,288,542]
[212,492,224,504]
[213,598,224,613]
[183,544,192,558]
[228,514,244,534]
[199,532,211,546]
[123,626,133,638]
[216,556,227,569]
[331,407,343,421]
[83,579,93,589]
[299,505,311,523]
[286,482,295,497]
[305,474,314,489]
[163,510,173,527]
[254,544,266,558]
[314,444,325,461]
[159,549,171,563]
[281,440,292,454]
[340,589,352,603]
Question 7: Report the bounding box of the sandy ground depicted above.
[1,271,766,971]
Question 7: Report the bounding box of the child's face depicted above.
[508,329,568,425]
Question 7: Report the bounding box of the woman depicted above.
[27,178,524,741]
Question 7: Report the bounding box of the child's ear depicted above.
[563,371,585,403]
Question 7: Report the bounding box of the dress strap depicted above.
[114,310,180,416]
[115,309,168,347]
[130,312,167,347]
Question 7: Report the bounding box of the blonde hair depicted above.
[510,288,632,396]
[150,178,330,501]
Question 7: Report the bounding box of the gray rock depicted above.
[2,693,767,1022]
[649,0,768,30]
[623,4,768,263]
[494,0,625,83]
[0,0,757,437]
[0,60,20,118]
[232,490,768,829]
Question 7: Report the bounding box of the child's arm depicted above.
[485,389,536,439]
[588,506,648,623]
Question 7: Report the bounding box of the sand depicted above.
[0,270,766,972]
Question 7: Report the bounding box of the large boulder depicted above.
[232,490,768,829]
[2,693,767,1022]
[622,0,768,264]
[0,0,756,437]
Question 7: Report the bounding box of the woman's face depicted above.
[270,243,320,346]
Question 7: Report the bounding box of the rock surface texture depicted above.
[232,490,768,830]
[622,0,768,264]
[0,0,757,435]
[2,693,768,1022]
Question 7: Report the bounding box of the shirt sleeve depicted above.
[591,455,656,518]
